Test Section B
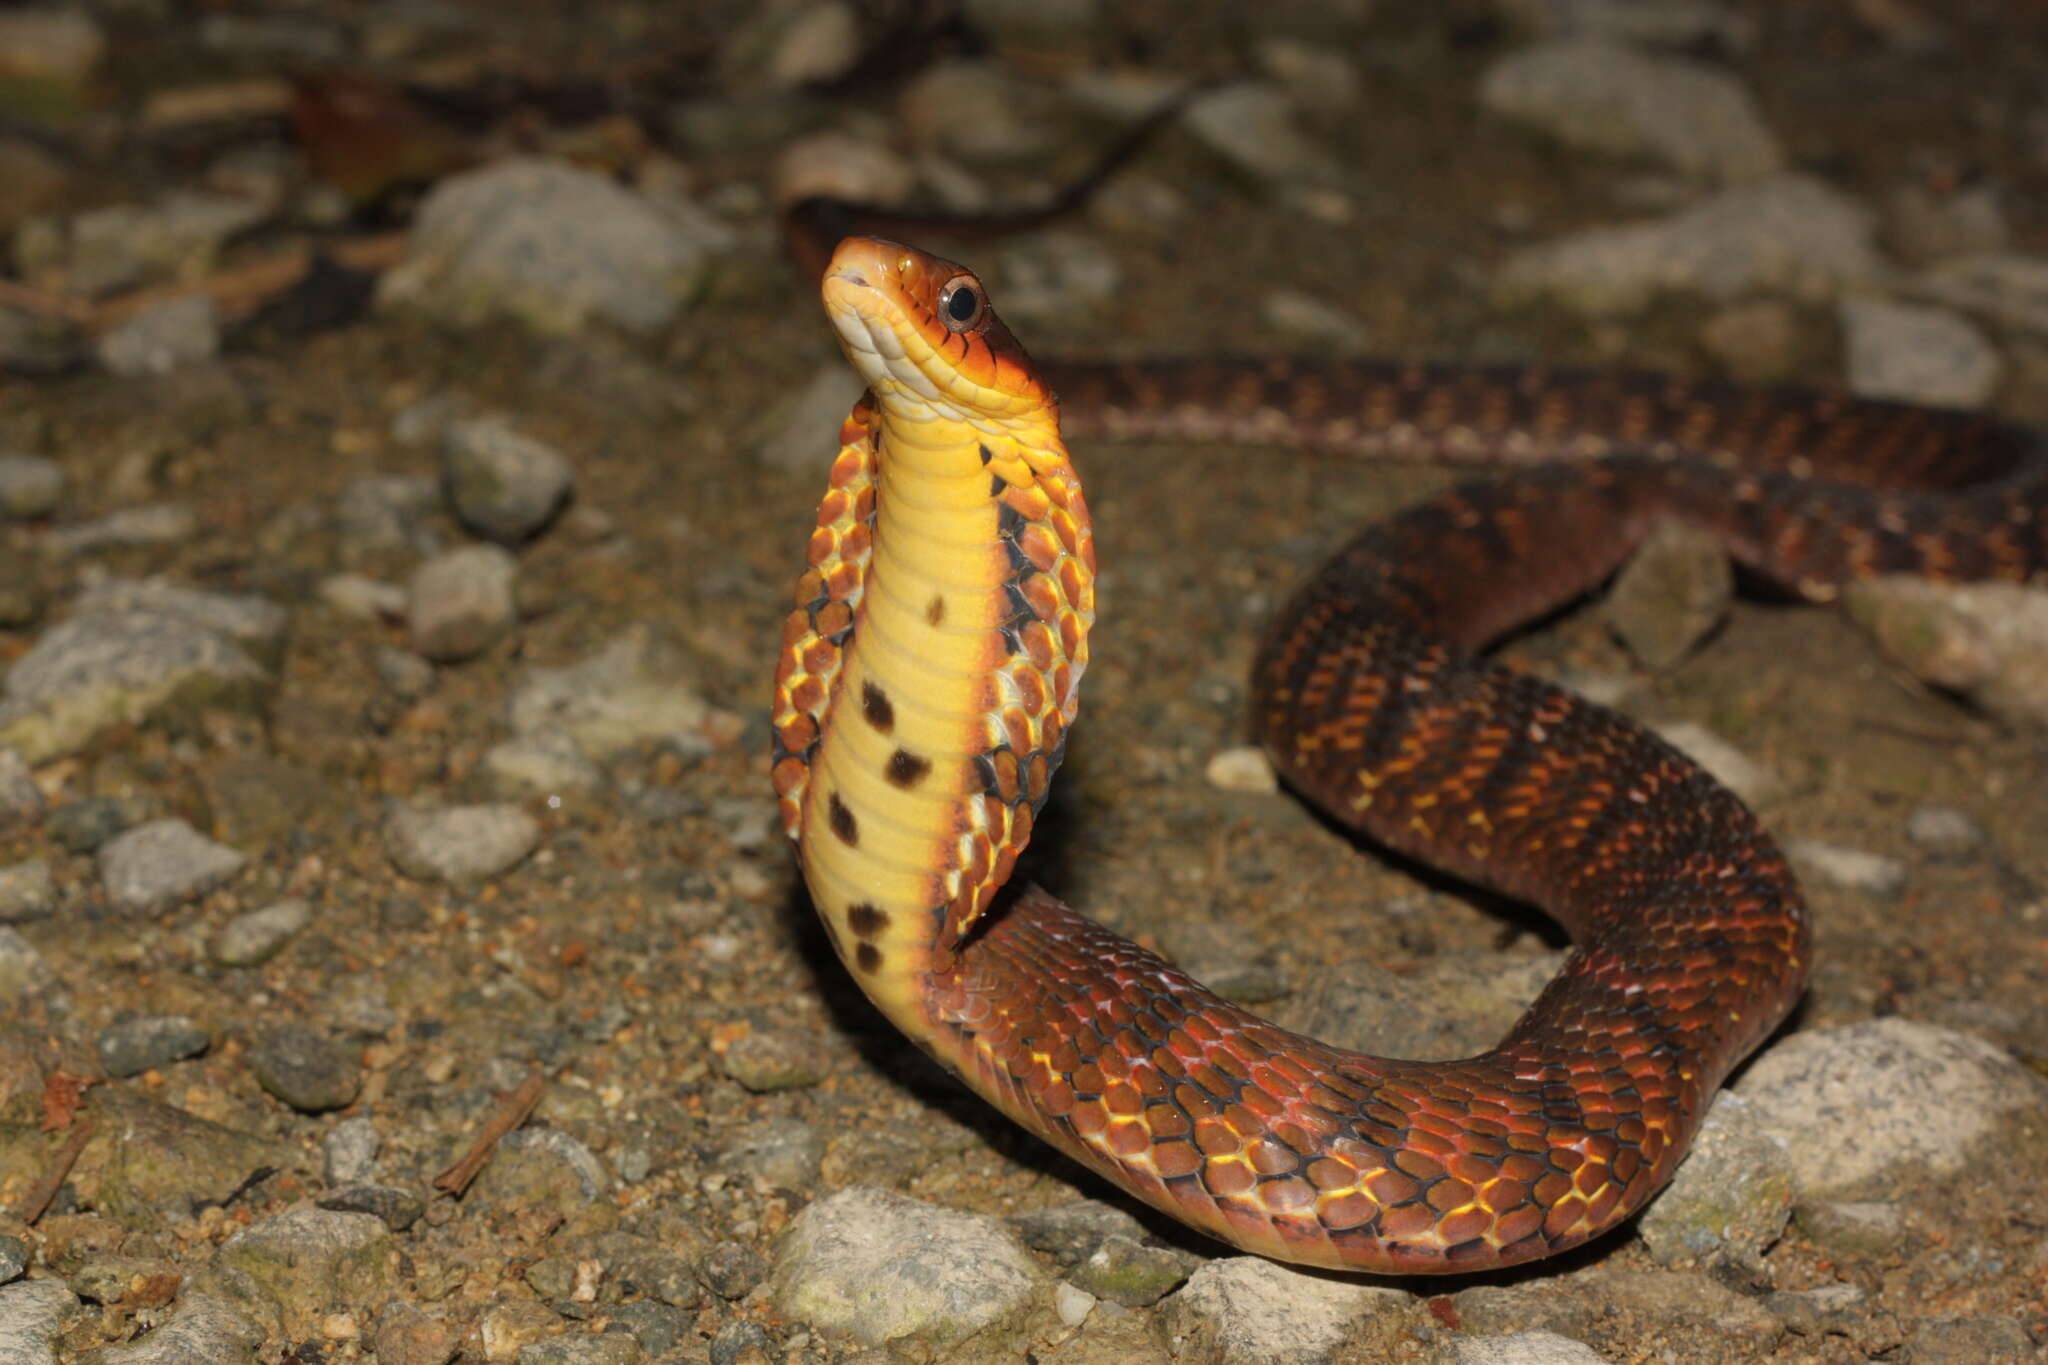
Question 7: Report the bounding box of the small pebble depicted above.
[212,898,312,966]
[440,414,575,545]
[0,861,54,924]
[384,802,539,883]
[0,747,42,828]
[407,544,519,663]
[0,927,45,1000]
[95,294,221,376]
[97,818,247,914]
[708,1321,772,1365]
[715,1116,825,1190]
[1903,804,1985,858]
[0,1232,26,1282]
[318,572,408,620]
[1786,839,1908,897]
[48,796,141,852]
[1053,1282,1096,1328]
[317,1182,425,1232]
[97,1013,210,1078]
[0,454,63,519]
[719,1029,824,1092]
[698,1240,769,1300]
[323,1114,381,1185]
[1203,745,1278,794]
[481,729,604,801]
[249,1022,363,1112]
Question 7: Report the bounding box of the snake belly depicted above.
[771,237,2048,1274]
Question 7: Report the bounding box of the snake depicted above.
[769,236,2048,1274]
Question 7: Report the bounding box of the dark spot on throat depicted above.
[886,750,931,788]
[861,679,894,733]
[847,902,890,938]
[856,942,883,973]
[926,595,945,626]
[990,472,1006,496]
[828,793,858,846]
[978,443,994,466]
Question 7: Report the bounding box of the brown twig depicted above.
[432,1071,544,1198]
[13,1118,94,1225]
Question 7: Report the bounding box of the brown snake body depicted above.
[771,238,2048,1273]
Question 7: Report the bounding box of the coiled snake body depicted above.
[771,237,2048,1273]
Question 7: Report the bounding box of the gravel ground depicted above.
[1,3,2047,1363]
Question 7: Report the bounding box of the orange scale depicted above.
[1267,1121,1319,1154]
[1106,1121,1150,1158]
[779,609,811,645]
[1146,1105,1190,1140]
[1057,557,1087,604]
[1072,1063,1105,1094]
[1438,1206,1494,1246]
[1131,1068,1168,1101]
[1405,1129,1457,1159]
[815,488,851,523]
[1614,1116,1647,1144]
[1541,1196,1587,1242]
[1493,1203,1545,1247]
[1153,1141,1202,1179]
[1019,621,1056,672]
[1391,1149,1444,1183]
[1258,1177,1317,1215]
[851,485,876,521]
[1584,1183,1621,1227]
[1189,1065,1233,1100]
[1248,1065,1302,1101]
[1150,1047,1188,1080]
[1477,1177,1530,1215]
[1611,1149,1641,1184]
[826,563,862,599]
[1201,1161,1255,1200]
[1583,1133,1620,1161]
[1247,1139,1298,1177]
[1193,1119,1241,1158]
[1365,1167,1422,1206]
[790,676,825,714]
[1174,1084,1219,1119]
[801,639,836,675]
[1499,1153,1549,1183]
[1070,1102,1109,1138]
[1235,1089,1285,1124]
[842,523,872,557]
[1318,1190,1379,1232]
[1305,1157,1357,1192]
[770,757,807,796]
[1040,1081,1075,1117]
[1571,1162,1610,1198]
[1531,1172,1573,1206]
[1549,1147,1585,1171]
[1378,1202,1437,1241]
[1424,1178,1475,1213]
[1103,1082,1144,1117]
[1059,613,1084,659]
[1445,1153,1498,1187]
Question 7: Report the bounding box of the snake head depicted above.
[823,237,1054,434]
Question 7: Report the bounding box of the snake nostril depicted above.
[841,270,869,288]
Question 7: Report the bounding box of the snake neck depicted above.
[773,392,1096,1035]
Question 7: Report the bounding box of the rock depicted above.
[480,729,604,802]
[211,898,312,966]
[1204,745,1278,794]
[1066,1234,1195,1307]
[769,1186,1044,1348]
[1008,1199,1154,1268]
[0,608,270,762]
[372,1302,460,1365]
[1161,1257,1408,1365]
[507,628,722,756]
[1635,1092,1793,1269]
[0,927,46,1001]
[1602,519,1733,668]
[81,1088,286,1227]
[323,1115,380,1185]
[1840,576,2048,727]
[73,1293,265,1365]
[1648,721,1780,806]
[1785,839,1906,897]
[1497,175,1878,316]
[0,1280,81,1365]
[1262,288,1373,351]
[0,306,81,375]
[1053,1282,1096,1327]
[1762,1282,1870,1338]
[1907,1314,2035,1363]
[318,572,407,620]
[217,1208,395,1337]
[1840,297,2000,407]
[772,131,917,214]
[750,363,868,475]
[385,802,539,882]
[97,1014,210,1078]
[1885,180,2008,265]
[335,472,439,559]
[698,1240,770,1300]
[1790,1199,1905,1259]
[707,1322,769,1365]
[72,578,289,658]
[477,1128,610,1206]
[0,1232,23,1281]
[49,796,140,853]
[719,1030,823,1093]
[898,59,1058,161]
[760,0,859,89]
[407,544,518,663]
[378,158,719,336]
[95,295,222,376]
[1447,1332,1611,1364]
[96,819,246,915]
[1274,950,1564,1061]
[0,454,63,519]
[1182,82,1346,191]
[1903,804,1984,859]
[440,414,575,545]
[316,1182,425,1232]
[715,1116,825,1190]
[1911,252,2048,335]
[993,230,1122,323]
[1698,299,1802,384]
[1734,1018,2048,1197]
[0,861,55,924]
[248,1024,362,1113]
[0,746,43,827]
[47,503,199,556]
[1480,38,1781,184]
[21,191,268,298]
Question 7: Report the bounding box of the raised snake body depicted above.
[770,237,2048,1273]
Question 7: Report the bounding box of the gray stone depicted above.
[993,229,1124,323]
[1496,0,1755,49]
[0,746,42,827]
[217,1208,394,1336]
[1907,1314,2035,1363]
[898,58,1057,161]
[1497,175,1878,316]
[0,927,45,1000]
[0,1280,81,1365]
[1911,252,2048,335]
[1903,804,1986,858]
[23,191,266,297]
[81,1088,286,1228]
[0,455,63,519]
[1786,839,1907,897]
[335,472,439,558]
[1886,181,2009,265]
[1762,1282,1869,1336]
[0,608,269,762]
[372,1302,460,1365]
[715,1116,825,1190]
[316,1181,425,1231]
[1734,1018,2048,1197]
[71,578,289,654]
[97,1014,210,1078]
[1008,1199,1154,1267]
[42,796,123,853]
[1067,1234,1194,1307]
[1603,520,1733,668]
[1161,1256,1409,1365]
[1449,1333,1611,1365]
[0,1233,24,1283]
[1204,745,1279,794]
[1650,721,1780,805]
[95,295,222,376]
[707,1322,768,1365]
[323,1114,381,1184]
[441,414,575,544]
[698,1240,769,1300]
[481,729,604,801]
[770,1186,1045,1348]
[1275,950,1564,1061]
[211,898,312,966]
[385,802,539,882]
[0,861,54,924]
[607,1302,692,1358]
[249,1023,362,1113]
[1842,576,2048,727]
[1841,296,2000,407]
[378,158,718,336]
[97,819,246,915]
[47,503,199,556]
[1790,1199,1905,1258]
[493,1128,610,1202]
[719,1029,823,1093]
[1481,38,1781,184]
[73,1292,264,1365]
[318,572,407,620]
[507,627,713,756]
[1636,1092,1794,1269]
[1181,82,1345,190]
[407,544,518,663]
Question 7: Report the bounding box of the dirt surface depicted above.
[2,2,2048,1363]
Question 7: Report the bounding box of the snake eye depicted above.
[937,276,985,334]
